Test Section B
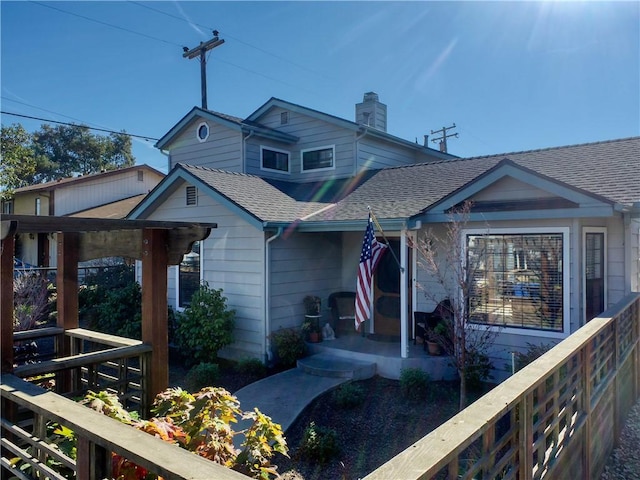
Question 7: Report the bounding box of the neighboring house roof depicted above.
[13,164,164,194]
[67,194,148,219]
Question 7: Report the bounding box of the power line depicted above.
[129,1,331,79]
[1,111,159,141]
[30,1,183,47]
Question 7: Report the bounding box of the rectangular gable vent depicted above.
[186,185,197,206]
[280,111,289,125]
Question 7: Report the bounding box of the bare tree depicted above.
[411,201,499,410]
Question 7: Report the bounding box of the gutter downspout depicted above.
[265,227,283,363]
[242,130,255,174]
[354,128,368,177]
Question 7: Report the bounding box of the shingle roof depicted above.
[67,194,148,219]
[309,137,640,221]
[178,137,639,225]
[179,164,330,222]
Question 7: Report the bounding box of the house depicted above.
[129,92,640,379]
[3,164,164,269]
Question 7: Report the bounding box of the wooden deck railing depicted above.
[365,292,640,480]
[0,374,248,480]
[13,328,152,415]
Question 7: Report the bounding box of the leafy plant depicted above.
[184,362,220,392]
[73,386,289,479]
[298,422,339,464]
[513,342,555,372]
[175,283,235,365]
[236,358,268,378]
[271,328,306,368]
[13,273,55,331]
[303,295,321,316]
[464,348,493,390]
[332,382,365,409]
[399,367,431,401]
[95,281,142,339]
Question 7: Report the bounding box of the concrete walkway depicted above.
[233,353,376,433]
[233,368,346,442]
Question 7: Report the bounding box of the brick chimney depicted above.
[355,92,387,132]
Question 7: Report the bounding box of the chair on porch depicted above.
[414,299,452,351]
[328,291,356,337]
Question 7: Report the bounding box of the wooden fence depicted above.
[13,328,152,415]
[0,374,247,480]
[365,292,640,480]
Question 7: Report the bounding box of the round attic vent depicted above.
[197,122,209,142]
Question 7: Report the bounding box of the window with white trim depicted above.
[261,146,290,173]
[178,241,200,308]
[301,145,334,171]
[465,229,567,332]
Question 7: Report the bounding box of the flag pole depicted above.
[367,206,405,273]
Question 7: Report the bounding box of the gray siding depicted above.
[168,120,243,172]
[144,180,266,360]
[357,136,422,170]
[269,232,342,332]
[246,106,354,181]
[471,176,556,202]
[54,169,162,216]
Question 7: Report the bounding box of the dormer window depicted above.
[301,145,335,171]
[261,146,290,173]
[196,122,209,142]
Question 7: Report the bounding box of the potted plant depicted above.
[301,317,321,343]
[303,295,321,316]
[427,322,447,356]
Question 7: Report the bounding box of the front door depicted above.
[373,240,401,336]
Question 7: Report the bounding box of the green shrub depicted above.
[176,283,235,365]
[236,358,267,378]
[399,367,430,400]
[332,382,365,409]
[95,281,142,339]
[184,362,220,391]
[271,328,306,368]
[513,342,555,372]
[298,421,339,464]
[465,349,493,390]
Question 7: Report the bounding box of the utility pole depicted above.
[430,123,459,153]
[183,31,225,110]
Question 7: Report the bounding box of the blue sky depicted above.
[2,1,638,173]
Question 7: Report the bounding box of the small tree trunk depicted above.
[459,371,467,411]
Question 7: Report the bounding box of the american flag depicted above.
[355,214,388,330]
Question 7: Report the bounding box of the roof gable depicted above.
[128,164,331,229]
[415,159,615,223]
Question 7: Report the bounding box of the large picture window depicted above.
[261,147,289,172]
[178,241,200,308]
[466,230,567,333]
[301,145,334,171]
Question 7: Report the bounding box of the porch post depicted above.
[400,232,408,358]
[141,228,169,400]
[57,232,79,393]
[1,231,15,373]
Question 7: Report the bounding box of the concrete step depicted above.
[297,353,376,380]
